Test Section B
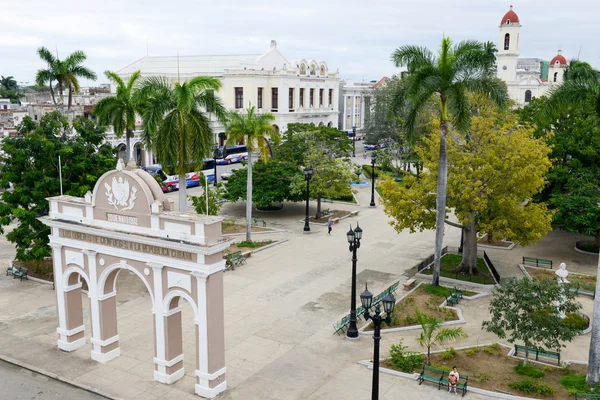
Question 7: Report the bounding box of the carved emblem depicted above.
[104,176,137,211]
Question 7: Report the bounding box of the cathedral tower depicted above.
[548,50,568,84]
[497,5,521,83]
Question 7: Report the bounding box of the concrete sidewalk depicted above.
[0,182,597,399]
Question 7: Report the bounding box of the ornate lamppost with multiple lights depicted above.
[303,168,313,232]
[346,223,363,338]
[213,142,219,187]
[352,125,356,157]
[360,286,396,400]
[369,153,377,207]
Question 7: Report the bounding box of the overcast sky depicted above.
[1,0,599,87]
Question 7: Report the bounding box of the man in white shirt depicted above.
[448,366,459,394]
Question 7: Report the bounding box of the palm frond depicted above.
[70,65,97,81]
[37,47,56,65]
[64,50,87,67]
[462,77,509,110]
[447,83,470,132]
[104,70,125,89]
[391,45,435,72]
[434,327,468,345]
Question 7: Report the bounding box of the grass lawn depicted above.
[222,220,269,234]
[383,344,588,398]
[364,284,462,330]
[420,254,494,285]
[526,267,596,286]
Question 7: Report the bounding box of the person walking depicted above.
[327,217,333,235]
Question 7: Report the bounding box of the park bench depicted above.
[403,279,416,291]
[388,281,399,295]
[333,314,350,335]
[418,365,446,389]
[452,287,463,299]
[445,294,459,307]
[252,218,267,227]
[224,251,246,270]
[440,373,469,397]
[514,344,560,366]
[6,265,28,281]
[570,282,596,299]
[522,256,553,269]
[321,208,331,216]
[575,393,600,399]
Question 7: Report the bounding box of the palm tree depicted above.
[391,38,508,285]
[137,76,226,212]
[226,106,279,242]
[545,60,600,389]
[0,76,18,91]
[415,308,467,364]
[35,47,97,110]
[94,71,142,163]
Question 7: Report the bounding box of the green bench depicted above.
[445,288,462,307]
[575,394,600,399]
[514,344,560,366]
[418,365,446,388]
[452,287,463,299]
[570,282,596,299]
[252,218,266,227]
[522,256,553,269]
[333,314,350,335]
[441,372,469,397]
[224,251,246,270]
[6,265,28,281]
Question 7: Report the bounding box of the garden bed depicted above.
[224,240,274,255]
[525,267,596,286]
[477,234,514,248]
[309,209,352,223]
[363,284,462,331]
[383,343,588,398]
[222,220,269,234]
[12,259,54,282]
[575,241,599,254]
[419,254,494,285]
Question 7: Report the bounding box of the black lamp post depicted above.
[352,126,356,157]
[303,168,313,232]
[458,227,464,254]
[370,153,377,207]
[213,143,219,187]
[361,286,396,400]
[346,223,363,338]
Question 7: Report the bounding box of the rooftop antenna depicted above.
[146,38,148,56]
[177,51,180,83]
[577,45,582,60]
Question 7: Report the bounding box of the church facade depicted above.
[496,6,568,106]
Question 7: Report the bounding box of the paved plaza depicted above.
[0,181,598,399]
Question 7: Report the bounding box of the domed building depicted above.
[496,6,568,106]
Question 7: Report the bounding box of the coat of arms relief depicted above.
[104,176,138,211]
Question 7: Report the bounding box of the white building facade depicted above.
[338,79,373,132]
[115,41,340,164]
[496,6,568,106]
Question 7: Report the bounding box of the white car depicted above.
[224,152,248,164]
[220,171,233,180]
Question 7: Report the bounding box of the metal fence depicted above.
[484,251,501,284]
[414,246,448,272]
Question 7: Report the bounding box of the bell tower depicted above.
[497,5,521,83]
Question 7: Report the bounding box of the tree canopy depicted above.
[0,112,115,260]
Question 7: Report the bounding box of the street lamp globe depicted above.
[354,224,363,241]
[360,285,373,309]
[304,168,313,178]
[346,226,355,244]
[382,294,396,314]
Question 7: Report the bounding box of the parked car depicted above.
[162,181,178,192]
[364,144,377,150]
[224,152,248,164]
[220,171,233,180]
[186,171,215,187]
[142,164,179,193]
[215,158,228,165]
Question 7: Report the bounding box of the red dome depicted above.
[501,6,519,24]
[550,51,568,66]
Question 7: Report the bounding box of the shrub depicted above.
[514,361,545,378]
[403,314,417,326]
[482,343,502,355]
[465,347,478,357]
[563,313,589,331]
[472,372,491,383]
[389,340,424,373]
[560,372,592,394]
[441,347,456,360]
[237,240,274,248]
[509,379,556,395]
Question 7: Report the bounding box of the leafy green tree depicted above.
[226,106,279,242]
[415,308,467,364]
[0,112,115,261]
[35,47,97,109]
[390,37,509,285]
[222,159,302,207]
[380,97,551,274]
[137,76,226,212]
[482,277,582,366]
[1,75,18,91]
[16,115,37,134]
[363,75,403,145]
[276,123,352,164]
[190,176,224,216]
[94,70,142,163]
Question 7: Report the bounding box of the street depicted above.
[0,360,105,400]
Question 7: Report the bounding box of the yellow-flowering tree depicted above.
[380,97,552,274]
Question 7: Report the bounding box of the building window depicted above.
[524,90,532,103]
[289,88,294,110]
[257,88,263,109]
[271,88,278,110]
[553,72,558,82]
[235,87,243,109]
[319,89,323,106]
[34,115,38,121]
[299,88,304,107]
[328,89,333,106]
[310,89,314,107]
[504,33,510,51]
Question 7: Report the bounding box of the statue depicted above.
[555,262,569,319]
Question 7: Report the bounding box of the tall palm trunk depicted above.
[68,86,73,110]
[432,119,449,286]
[179,172,188,212]
[586,251,600,388]
[245,151,253,242]
[49,81,57,106]
[456,217,478,275]
[125,129,133,163]
[57,81,64,105]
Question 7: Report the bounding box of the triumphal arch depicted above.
[40,160,231,398]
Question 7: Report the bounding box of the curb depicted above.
[415,272,498,290]
[0,355,121,400]
[574,246,599,256]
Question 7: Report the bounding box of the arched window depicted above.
[553,72,558,82]
[524,90,532,103]
[310,64,316,75]
[320,65,325,75]
[504,33,510,50]
[299,64,306,74]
